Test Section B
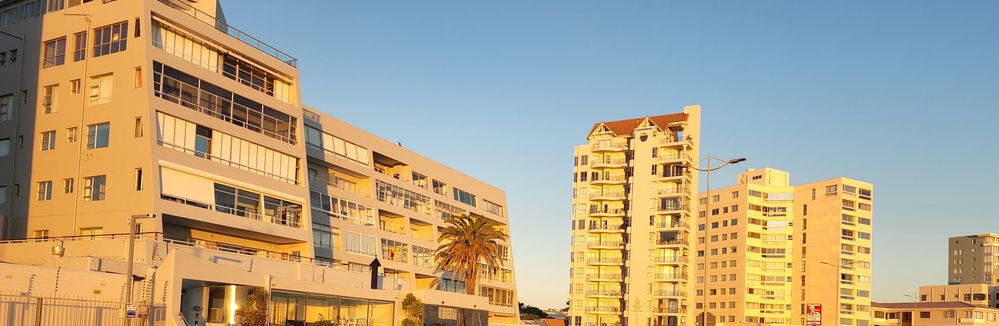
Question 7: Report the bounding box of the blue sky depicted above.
[224,1,999,308]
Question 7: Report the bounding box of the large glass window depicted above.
[88,73,112,105]
[214,183,260,218]
[83,175,106,201]
[434,200,466,221]
[380,239,408,263]
[452,187,476,207]
[305,126,369,166]
[93,21,127,57]
[376,180,431,215]
[42,37,65,67]
[153,62,297,144]
[310,191,375,225]
[344,231,376,256]
[86,122,109,149]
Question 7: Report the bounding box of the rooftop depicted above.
[588,113,688,137]
[873,301,997,310]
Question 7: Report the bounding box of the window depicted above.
[453,187,477,207]
[134,117,142,137]
[46,0,64,12]
[43,37,66,67]
[920,312,930,319]
[0,138,9,156]
[36,180,52,200]
[42,84,57,114]
[133,66,142,88]
[93,21,128,57]
[344,230,376,256]
[63,178,74,193]
[32,230,49,239]
[66,127,77,143]
[0,94,11,121]
[432,179,447,195]
[73,31,86,61]
[88,73,112,104]
[70,79,81,94]
[86,122,109,149]
[40,130,55,150]
[83,175,106,201]
[483,200,504,216]
[79,227,103,237]
[134,168,143,191]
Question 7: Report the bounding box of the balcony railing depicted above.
[655,153,691,162]
[588,241,626,248]
[591,158,628,167]
[658,187,689,196]
[588,224,627,231]
[591,142,628,151]
[653,273,688,281]
[590,208,627,216]
[590,191,626,200]
[654,307,687,314]
[585,306,622,313]
[586,274,624,281]
[656,238,688,246]
[655,221,688,229]
[586,290,623,297]
[654,256,688,264]
[657,204,688,212]
[161,194,302,228]
[591,175,628,183]
[587,257,625,264]
[156,0,298,66]
[653,290,687,297]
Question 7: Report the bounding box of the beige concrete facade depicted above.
[918,283,999,309]
[567,107,702,326]
[695,168,794,325]
[793,178,874,326]
[0,0,518,324]
[871,302,999,326]
[949,234,999,286]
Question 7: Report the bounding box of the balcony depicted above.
[590,208,627,217]
[591,175,628,185]
[653,290,687,297]
[654,256,688,264]
[585,306,622,314]
[588,224,627,233]
[591,158,628,169]
[587,257,625,265]
[653,273,688,281]
[655,222,688,230]
[653,307,687,314]
[156,0,298,67]
[655,153,691,163]
[161,194,302,228]
[590,191,627,201]
[588,241,626,249]
[586,274,624,282]
[657,187,690,197]
[659,135,692,147]
[655,238,688,248]
[591,142,628,152]
[586,290,623,297]
[657,204,688,213]
[657,170,691,181]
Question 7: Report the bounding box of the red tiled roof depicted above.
[544,319,566,326]
[589,113,688,136]
[873,301,996,310]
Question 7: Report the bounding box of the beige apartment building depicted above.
[695,168,795,325]
[918,283,999,308]
[793,178,875,326]
[949,234,999,285]
[0,0,518,325]
[567,107,702,326]
[871,302,999,326]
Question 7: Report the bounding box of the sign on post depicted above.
[125,304,138,318]
[806,304,822,326]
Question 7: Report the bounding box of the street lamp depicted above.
[125,214,156,315]
[904,293,920,326]
[689,156,746,326]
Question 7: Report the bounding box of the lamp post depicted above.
[904,293,920,326]
[689,156,746,326]
[125,213,156,323]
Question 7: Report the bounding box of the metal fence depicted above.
[0,294,166,326]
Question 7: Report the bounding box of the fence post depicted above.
[33,297,42,326]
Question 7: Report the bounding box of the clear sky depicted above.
[223,1,999,309]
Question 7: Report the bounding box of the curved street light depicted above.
[688,156,745,326]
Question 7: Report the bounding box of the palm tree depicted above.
[434,213,508,296]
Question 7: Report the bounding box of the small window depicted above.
[70,79,81,94]
[73,31,87,61]
[88,73,113,105]
[86,122,110,149]
[36,181,53,200]
[83,175,107,201]
[40,130,56,150]
[134,168,143,191]
[63,178,74,193]
[133,66,142,88]
[66,127,78,143]
[133,117,142,137]
[32,230,49,239]
[42,84,57,114]
[0,138,9,156]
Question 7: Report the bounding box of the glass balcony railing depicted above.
[156,0,298,67]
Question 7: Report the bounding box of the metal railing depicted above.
[591,142,628,151]
[591,175,627,183]
[655,153,691,162]
[156,0,297,66]
[0,293,167,326]
[655,221,688,229]
[586,290,623,296]
[587,257,624,264]
[589,191,626,199]
[590,208,627,215]
[584,306,622,313]
[155,72,297,144]
[590,158,628,167]
[653,290,687,297]
[654,256,688,263]
[587,241,626,248]
[161,194,303,228]
[656,238,687,246]
[588,224,627,231]
[585,274,623,281]
[653,273,687,280]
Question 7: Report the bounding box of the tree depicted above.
[518,302,549,319]
[236,289,269,326]
[434,214,508,296]
[402,293,424,326]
